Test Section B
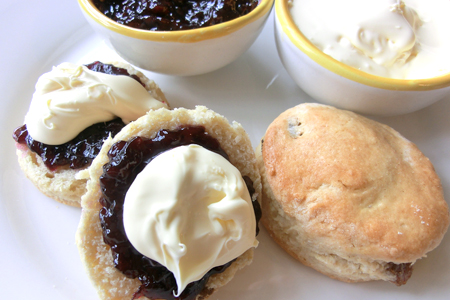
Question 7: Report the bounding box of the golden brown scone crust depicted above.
[76,106,261,300]
[15,61,169,207]
[257,103,449,283]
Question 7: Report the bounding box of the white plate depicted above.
[1,1,449,299]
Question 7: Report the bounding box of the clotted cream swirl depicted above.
[291,0,450,79]
[123,144,258,296]
[24,62,168,145]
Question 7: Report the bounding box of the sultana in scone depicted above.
[76,106,262,300]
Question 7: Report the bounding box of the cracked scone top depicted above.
[256,103,449,285]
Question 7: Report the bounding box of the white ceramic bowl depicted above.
[275,0,450,116]
[78,0,274,76]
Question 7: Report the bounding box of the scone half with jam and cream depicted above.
[256,103,449,285]
[12,61,169,207]
[76,106,262,300]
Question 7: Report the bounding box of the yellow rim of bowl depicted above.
[276,0,450,91]
[79,0,274,43]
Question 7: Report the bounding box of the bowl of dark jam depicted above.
[78,0,274,76]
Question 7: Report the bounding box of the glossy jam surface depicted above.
[12,62,141,171]
[85,61,144,86]
[99,125,261,299]
[92,0,259,31]
[13,119,125,171]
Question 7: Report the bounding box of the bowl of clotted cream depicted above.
[78,0,274,76]
[275,0,450,116]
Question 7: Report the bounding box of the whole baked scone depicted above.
[256,103,449,285]
[76,106,262,300]
[12,61,169,207]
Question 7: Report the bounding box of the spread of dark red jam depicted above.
[92,0,259,31]
[12,62,141,171]
[85,61,145,86]
[13,119,125,171]
[99,125,261,299]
